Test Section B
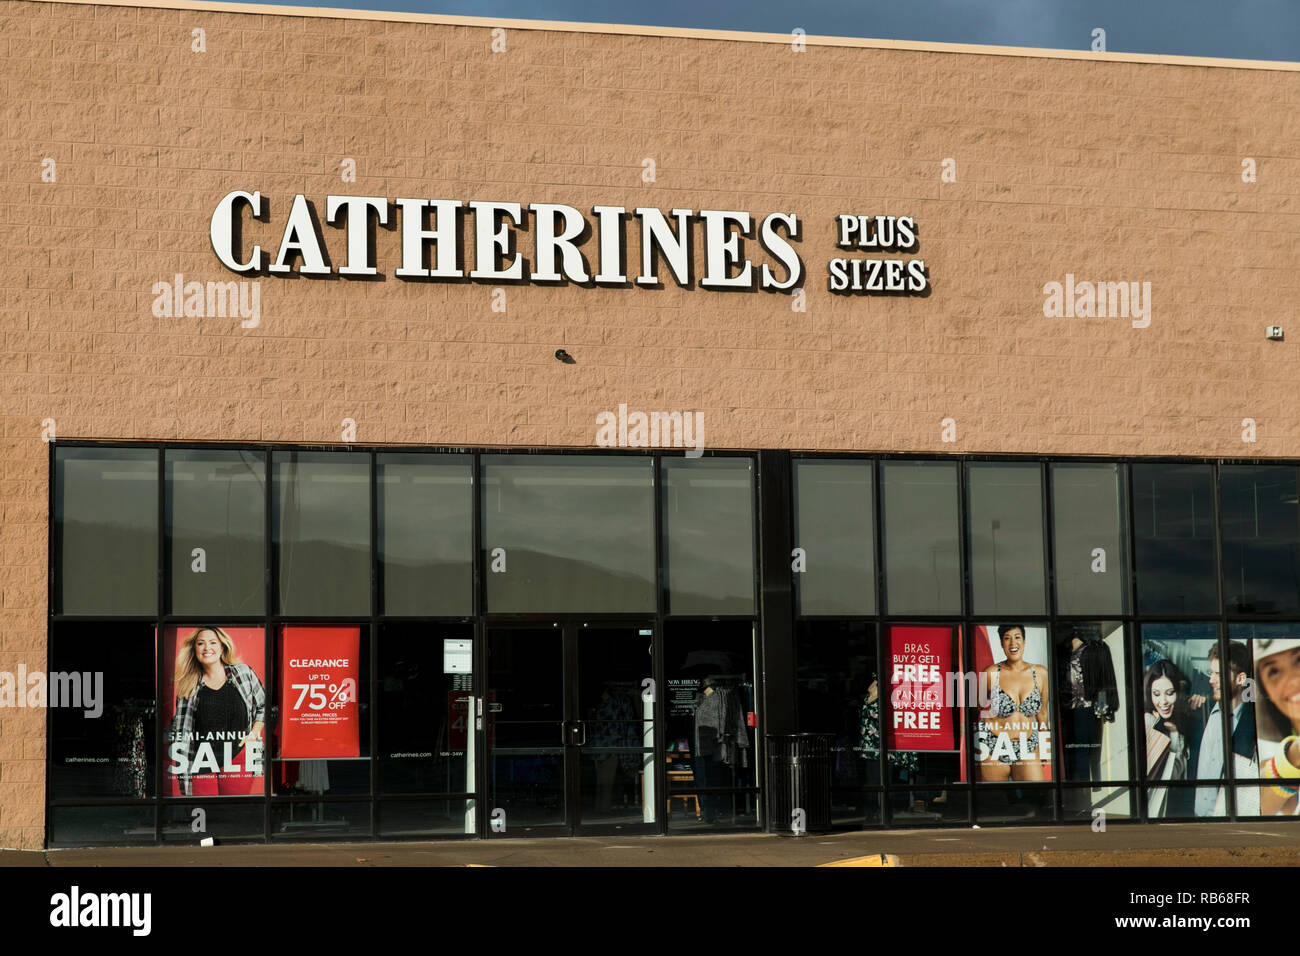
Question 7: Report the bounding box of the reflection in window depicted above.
[967,463,1046,615]
[483,456,655,613]
[379,454,473,616]
[273,451,370,616]
[881,462,961,615]
[1220,465,1300,614]
[55,447,158,615]
[1132,464,1216,615]
[1051,463,1128,615]
[793,460,875,615]
[167,450,266,615]
[662,458,755,614]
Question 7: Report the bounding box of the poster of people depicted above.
[279,626,361,759]
[1139,628,1261,818]
[162,625,266,797]
[974,624,1052,782]
[1231,626,1300,817]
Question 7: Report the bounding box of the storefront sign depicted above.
[279,626,361,759]
[886,625,956,751]
[210,191,929,296]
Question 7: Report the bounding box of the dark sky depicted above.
[217,0,1300,62]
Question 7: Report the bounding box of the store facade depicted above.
[5,0,1300,847]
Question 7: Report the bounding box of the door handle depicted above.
[575,720,587,747]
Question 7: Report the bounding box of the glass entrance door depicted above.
[485,622,657,836]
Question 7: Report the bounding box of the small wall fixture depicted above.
[1266,326,1284,341]
[555,348,575,363]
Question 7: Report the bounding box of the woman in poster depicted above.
[168,626,266,796]
[1254,637,1300,815]
[977,625,1051,782]
[1143,659,1192,816]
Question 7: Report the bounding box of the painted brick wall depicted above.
[2,0,1299,847]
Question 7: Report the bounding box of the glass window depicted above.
[1051,463,1129,615]
[1231,623,1292,818]
[793,460,875,615]
[882,624,967,791]
[482,455,655,613]
[1220,465,1300,615]
[49,622,157,801]
[1132,464,1217,615]
[662,457,755,615]
[1139,623,1221,818]
[664,620,759,829]
[967,463,1046,616]
[161,625,267,798]
[379,623,475,796]
[1054,622,1130,794]
[972,623,1052,783]
[273,625,371,797]
[378,454,473,616]
[796,621,881,827]
[166,449,266,616]
[881,461,961,615]
[54,447,158,615]
[273,451,370,616]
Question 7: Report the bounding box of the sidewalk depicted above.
[5,822,1300,866]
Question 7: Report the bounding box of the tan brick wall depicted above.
[2,0,1300,846]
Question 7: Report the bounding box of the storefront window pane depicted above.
[1220,465,1300,614]
[796,621,877,826]
[378,454,473,616]
[882,461,961,615]
[166,450,266,616]
[664,621,759,829]
[1054,622,1130,795]
[1231,623,1293,818]
[483,455,655,613]
[662,458,755,615]
[793,460,875,615]
[54,447,158,615]
[49,622,156,801]
[273,625,371,797]
[273,451,370,616]
[1139,622,1220,819]
[883,624,966,790]
[379,623,474,795]
[1132,464,1217,615]
[161,625,267,799]
[1051,463,1128,615]
[967,463,1046,616]
[973,623,1052,783]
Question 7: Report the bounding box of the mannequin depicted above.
[693,678,749,824]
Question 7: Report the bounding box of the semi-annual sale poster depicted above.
[162,625,266,797]
[279,626,360,759]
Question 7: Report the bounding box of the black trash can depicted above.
[765,733,833,835]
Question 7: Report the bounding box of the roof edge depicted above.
[39,0,1300,73]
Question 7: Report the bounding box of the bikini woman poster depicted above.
[974,624,1053,782]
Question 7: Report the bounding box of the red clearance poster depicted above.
[886,625,956,752]
[279,626,361,759]
[161,626,266,797]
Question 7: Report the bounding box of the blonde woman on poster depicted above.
[168,626,266,797]
[977,625,1051,782]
